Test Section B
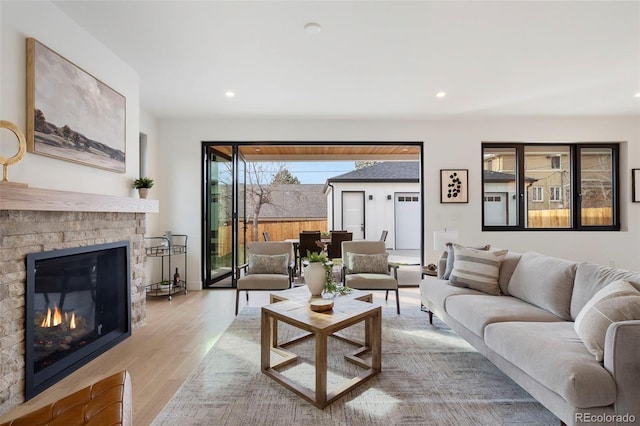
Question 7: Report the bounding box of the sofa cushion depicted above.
[449,245,507,295]
[571,261,640,320]
[497,251,522,296]
[484,322,616,408]
[420,279,486,313]
[248,253,289,275]
[574,280,640,361]
[445,295,563,337]
[347,252,389,274]
[507,251,577,320]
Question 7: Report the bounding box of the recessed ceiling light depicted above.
[255,148,261,152]
[225,91,235,98]
[436,91,446,98]
[304,22,322,34]
[635,92,640,98]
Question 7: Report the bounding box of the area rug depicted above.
[152,306,558,425]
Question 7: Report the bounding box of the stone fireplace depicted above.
[0,184,157,415]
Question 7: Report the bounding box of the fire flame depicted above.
[40,305,76,329]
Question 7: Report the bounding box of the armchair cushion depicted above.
[247,253,289,275]
[346,252,389,274]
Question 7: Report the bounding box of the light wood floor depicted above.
[1,286,423,425]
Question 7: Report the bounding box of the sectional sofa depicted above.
[420,247,640,426]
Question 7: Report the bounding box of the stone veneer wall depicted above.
[0,210,148,415]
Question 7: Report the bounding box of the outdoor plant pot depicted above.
[304,262,325,296]
[138,188,149,199]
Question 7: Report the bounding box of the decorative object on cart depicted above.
[144,234,188,301]
[133,176,154,199]
[633,168,640,202]
[26,38,126,173]
[440,169,468,203]
[304,251,329,296]
[0,120,27,183]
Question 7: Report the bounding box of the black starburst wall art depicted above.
[440,169,468,203]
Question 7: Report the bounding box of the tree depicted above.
[272,168,300,184]
[246,162,293,241]
[355,160,379,169]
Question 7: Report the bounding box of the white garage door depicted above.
[484,192,507,225]
[395,193,420,249]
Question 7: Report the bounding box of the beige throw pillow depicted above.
[574,280,640,361]
[347,252,389,274]
[248,253,289,275]
[449,245,507,295]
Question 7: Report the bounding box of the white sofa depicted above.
[420,248,640,426]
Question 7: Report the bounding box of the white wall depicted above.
[157,117,640,289]
[0,1,140,196]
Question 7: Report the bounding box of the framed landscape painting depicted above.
[26,38,126,173]
[440,169,468,203]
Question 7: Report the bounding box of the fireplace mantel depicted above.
[0,183,159,213]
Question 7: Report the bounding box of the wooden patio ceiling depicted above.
[211,144,421,161]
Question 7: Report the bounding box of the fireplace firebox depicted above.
[25,241,131,399]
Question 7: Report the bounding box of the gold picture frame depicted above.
[27,38,126,173]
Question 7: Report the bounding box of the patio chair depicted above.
[342,240,400,314]
[297,230,322,273]
[235,241,294,315]
[327,231,352,260]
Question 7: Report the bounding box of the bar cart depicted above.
[144,234,188,301]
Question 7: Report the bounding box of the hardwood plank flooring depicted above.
[1,287,422,425]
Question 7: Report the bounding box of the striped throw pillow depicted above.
[449,245,508,295]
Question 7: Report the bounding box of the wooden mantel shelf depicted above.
[0,183,159,213]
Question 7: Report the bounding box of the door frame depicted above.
[201,141,425,288]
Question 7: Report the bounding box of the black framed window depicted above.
[482,143,620,231]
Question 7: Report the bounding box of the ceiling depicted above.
[51,1,640,121]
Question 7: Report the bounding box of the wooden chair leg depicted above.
[245,291,249,301]
[235,290,240,316]
[395,288,400,314]
[385,290,389,300]
[428,311,433,324]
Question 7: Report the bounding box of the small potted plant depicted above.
[132,177,154,199]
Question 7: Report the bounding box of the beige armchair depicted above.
[341,240,400,314]
[235,241,294,315]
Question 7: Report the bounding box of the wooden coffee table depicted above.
[261,288,381,408]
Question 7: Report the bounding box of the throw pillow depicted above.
[449,245,507,295]
[347,252,389,274]
[442,243,491,280]
[574,280,640,361]
[248,253,289,275]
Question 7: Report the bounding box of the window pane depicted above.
[483,147,517,226]
[524,146,571,228]
[580,147,613,226]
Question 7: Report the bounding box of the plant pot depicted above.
[138,188,149,199]
[304,262,326,296]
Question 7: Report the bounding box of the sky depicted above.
[283,161,356,184]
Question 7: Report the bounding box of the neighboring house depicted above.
[483,149,613,226]
[250,184,327,221]
[244,184,328,241]
[324,162,420,250]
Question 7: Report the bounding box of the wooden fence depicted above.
[527,207,612,227]
[246,220,328,243]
